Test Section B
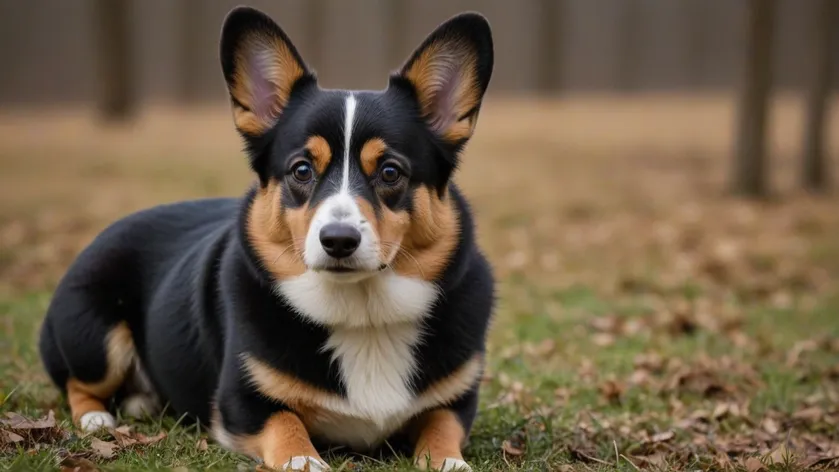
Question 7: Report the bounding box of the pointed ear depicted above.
[395,12,494,145]
[219,7,313,137]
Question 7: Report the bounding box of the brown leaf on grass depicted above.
[664,365,734,398]
[634,352,664,372]
[786,339,819,367]
[1,430,25,444]
[523,339,556,358]
[649,431,675,443]
[599,379,625,405]
[801,451,839,470]
[793,406,824,423]
[767,443,795,465]
[569,446,610,465]
[501,433,525,457]
[59,456,101,472]
[761,417,780,435]
[1,410,57,430]
[591,332,616,347]
[0,410,67,448]
[89,437,118,459]
[113,425,132,436]
[743,456,767,472]
[712,401,749,420]
[111,426,166,448]
[136,431,167,445]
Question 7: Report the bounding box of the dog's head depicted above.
[220,7,493,284]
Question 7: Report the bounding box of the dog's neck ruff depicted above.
[276,269,439,329]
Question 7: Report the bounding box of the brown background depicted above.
[1,0,837,106]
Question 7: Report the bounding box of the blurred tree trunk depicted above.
[95,0,134,121]
[179,0,202,103]
[617,0,641,92]
[801,0,836,192]
[732,0,776,198]
[537,0,562,93]
[305,0,325,70]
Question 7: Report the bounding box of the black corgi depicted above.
[39,6,495,471]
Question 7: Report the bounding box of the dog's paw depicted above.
[79,411,117,432]
[121,393,160,419]
[281,456,330,471]
[439,458,472,472]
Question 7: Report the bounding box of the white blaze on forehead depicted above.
[342,93,357,193]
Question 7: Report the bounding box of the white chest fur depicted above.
[275,270,440,449]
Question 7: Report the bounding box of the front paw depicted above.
[281,456,330,471]
[440,458,472,471]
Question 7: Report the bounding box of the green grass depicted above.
[2,284,837,471]
[2,102,838,470]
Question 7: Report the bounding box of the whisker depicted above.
[272,244,297,265]
[379,242,426,279]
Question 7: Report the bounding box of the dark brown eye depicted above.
[292,162,313,183]
[380,165,401,184]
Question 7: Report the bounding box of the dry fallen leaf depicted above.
[1,430,25,444]
[649,431,674,443]
[761,417,780,435]
[136,431,167,445]
[89,437,118,459]
[1,410,56,430]
[599,379,625,405]
[793,406,824,423]
[501,439,525,457]
[743,456,766,472]
[59,456,101,472]
[767,443,795,465]
[591,332,616,347]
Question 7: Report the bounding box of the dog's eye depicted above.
[292,162,313,183]
[380,165,401,184]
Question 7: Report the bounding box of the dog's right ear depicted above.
[220,7,313,137]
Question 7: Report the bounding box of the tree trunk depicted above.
[179,0,203,103]
[801,0,836,192]
[95,0,134,122]
[732,0,776,197]
[617,0,642,92]
[537,0,562,93]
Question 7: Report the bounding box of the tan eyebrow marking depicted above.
[306,135,332,175]
[360,138,388,176]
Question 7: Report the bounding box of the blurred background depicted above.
[3,0,837,290]
[1,1,839,469]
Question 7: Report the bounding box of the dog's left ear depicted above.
[219,7,313,137]
[394,12,494,146]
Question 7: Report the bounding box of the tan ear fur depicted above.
[229,33,306,136]
[402,40,482,143]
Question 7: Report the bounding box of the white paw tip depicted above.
[440,458,471,472]
[282,455,329,471]
[79,411,116,432]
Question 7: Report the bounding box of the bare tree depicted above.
[732,0,776,197]
[616,0,642,92]
[537,0,563,93]
[95,0,134,121]
[801,0,836,192]
[179,0,203,103]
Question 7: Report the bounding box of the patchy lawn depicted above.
[1,97,839,471]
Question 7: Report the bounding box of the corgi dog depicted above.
[39,6,495,471]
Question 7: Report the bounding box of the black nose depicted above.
[319,223,361,259]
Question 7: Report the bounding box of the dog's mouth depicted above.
[315,264,388,274]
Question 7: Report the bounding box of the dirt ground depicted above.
[1,94,838,471]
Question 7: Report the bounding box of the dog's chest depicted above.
[307,323,423,449]
[276,272,440,449]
